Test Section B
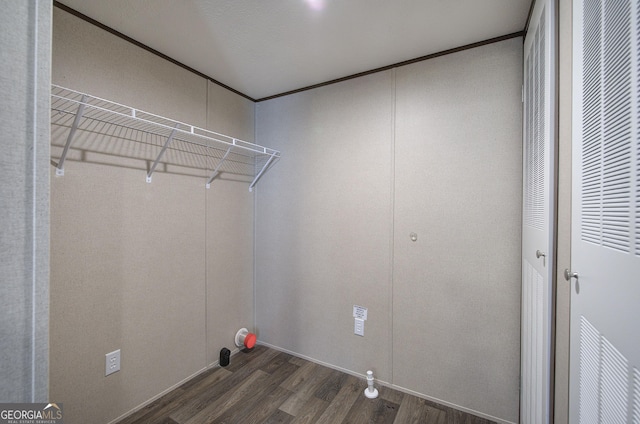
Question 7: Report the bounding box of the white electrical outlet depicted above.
[105,349,121,376]
[354,318,365,336]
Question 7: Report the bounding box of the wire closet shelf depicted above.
[50,85,280,191]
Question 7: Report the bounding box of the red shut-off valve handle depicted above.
[235,328,256,349]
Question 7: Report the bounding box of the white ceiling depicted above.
[57,0,531,100]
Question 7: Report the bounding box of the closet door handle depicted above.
[536,250,546,259]
[564,269,578,281]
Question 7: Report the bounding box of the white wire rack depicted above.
[50,85,280,191]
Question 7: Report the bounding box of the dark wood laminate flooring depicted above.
[117,345,496,424]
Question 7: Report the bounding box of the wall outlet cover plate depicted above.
[354,318,365,336]
[106,349,121,376]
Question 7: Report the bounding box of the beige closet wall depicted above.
[255,38,523,423]
[0,0,51,402]
[255,70,396,379]
[393,39,522,422]
[50,8,254,424]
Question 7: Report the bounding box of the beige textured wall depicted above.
[393,38,522,423]
[255,39,522,423]
[205,76,256,366]
[50,8,255,424]
[205,177,255,365]
[207,80,255,142]
[0,0,51,403]
[254,70,395,380]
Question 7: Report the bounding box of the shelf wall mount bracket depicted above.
[206,144,234,189]
[146,125,178,183]
[56,94,88,176]
[249,151,278,192]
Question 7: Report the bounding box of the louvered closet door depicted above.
[521,0,556,423]
[570,0,640,422]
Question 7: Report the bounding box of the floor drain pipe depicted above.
[364,370,379,399]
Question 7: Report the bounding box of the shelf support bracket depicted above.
[146,125,178,183]
[206,145,234,188]
[56,95,88,176]
[249,152,278,192]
